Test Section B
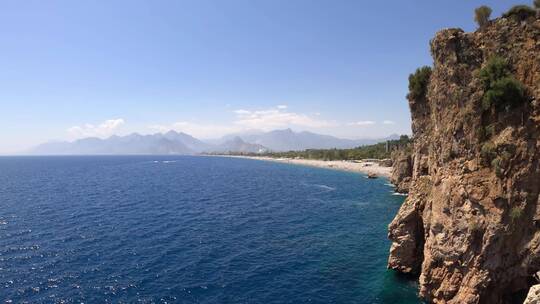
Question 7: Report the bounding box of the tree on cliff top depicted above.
[474,6,492,28]
[407,66,432,101]
[502,5,536,20]
[535,0,540,8]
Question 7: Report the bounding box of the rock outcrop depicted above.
[391,148,413,193]
[524,285,540,304]
[388,15,540,304]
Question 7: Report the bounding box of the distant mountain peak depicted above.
[224,129,397,152]
[29,128,399,155]
[274,128,293,133]
[213,136,268,154]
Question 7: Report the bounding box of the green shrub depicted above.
[482,94,493,110]
[481,142,496,165]
[475,6,493,28]
[500,150,512,163]
[407,66,432,100]
[479,56,510,88]
[483,77,527,110]
[492,157,503,177]
[509,206,523,222]
[502,5,536,20]
[479,56,527,110]
[484,124,496,138]
[478,123,499,142]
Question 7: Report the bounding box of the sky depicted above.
[0,0,528,153]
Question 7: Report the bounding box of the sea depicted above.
[0,156,419,303]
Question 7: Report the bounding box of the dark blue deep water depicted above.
[0,156,419,303]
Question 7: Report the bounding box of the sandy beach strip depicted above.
[224,155,393,178]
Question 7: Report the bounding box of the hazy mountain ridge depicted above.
[32,133,193,155]
[29,129,399,155]
[211,137,268,154]
[238,128,399,151]
[161,131,213,152]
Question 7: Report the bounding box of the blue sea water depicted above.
[0,156,419,303]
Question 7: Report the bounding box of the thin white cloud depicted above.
[347,121,375,126]
[233,105,332,130]
[382,120,395,125]
[149,105,333,138]
[68,118,125,139]
[233,109,251,115]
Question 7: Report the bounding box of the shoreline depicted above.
[220,155,393,179]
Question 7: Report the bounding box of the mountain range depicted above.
[29,129,400,155]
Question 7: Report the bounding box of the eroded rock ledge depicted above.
[388,16,540,304]
[390,147,413,193]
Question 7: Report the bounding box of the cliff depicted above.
[391,146,413,193]
[388,14,540,304]
[524,285,540,304]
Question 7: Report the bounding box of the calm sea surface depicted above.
[0,156,419,303]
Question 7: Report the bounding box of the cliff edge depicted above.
[388,14,540,304]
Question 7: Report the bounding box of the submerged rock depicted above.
[367,172,378,179]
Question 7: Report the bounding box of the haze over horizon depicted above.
[0,0,525,154]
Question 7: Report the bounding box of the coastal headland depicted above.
[388,8,540,304]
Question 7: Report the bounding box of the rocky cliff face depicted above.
[388,15,540,304]
[524,285,540,304]
[391,148,413,193]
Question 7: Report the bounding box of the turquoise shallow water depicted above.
[0,156,419,303]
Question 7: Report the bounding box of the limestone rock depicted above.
[388,15,540,304]
[524,285,540,304]
[391,149,413,193]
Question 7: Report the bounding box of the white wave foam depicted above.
[391,192,408,196]
[300,182,336,192]
[313,184,336,191]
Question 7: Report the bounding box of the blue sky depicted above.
[0,0,527,153]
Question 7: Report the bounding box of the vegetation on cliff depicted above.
[503,4,536,20]
[475,6,492,28]
[479,56,528,111]
[407,66,432,101]
[475,3,538,28]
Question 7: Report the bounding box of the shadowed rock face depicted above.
[388,16,540,304]
[391,149,413,193]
